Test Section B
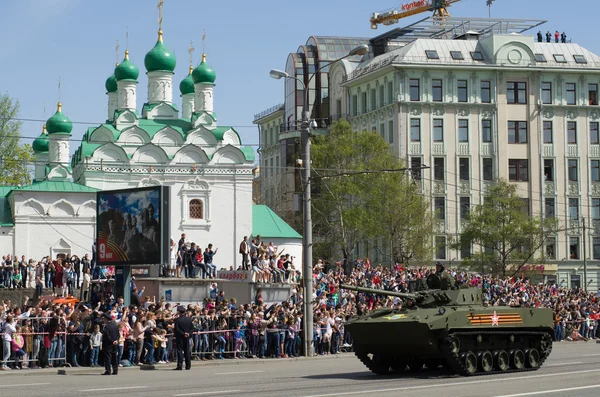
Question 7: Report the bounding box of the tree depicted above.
[311,120,433,268]
[452,179,559,277]
[0,94,34,186]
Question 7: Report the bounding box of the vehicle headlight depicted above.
[439,307,446,315]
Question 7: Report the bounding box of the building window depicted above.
[535,54,547,62]
[507,82,527,104]
[592,160,600,182]
[591,122,600,144]
[569,198,579,220]
[460,196,470,220]
[461,242,471,259]
[592,198,600,220]
[481,81,491,103]
[544,159,554,181]
[435,236,446,260]
[434,157,445,181]
[545,197,555,218]
[370,89,376,111]
[543,121,553,144]
[546,237,556,259]
[482,119,492,142]
[459,158,470,181]
[361,92,367,113]
[189,199,204,219]
[570,237,580,259]
[426,50,439,59]
[542,82,552,104]
[590,84,599,106]
[388,120,394,143]
[379,85,384,108]
[434,197,445,220]
[410,157,422,181]
[568,159,578,181]
[567,121,577,144]
[450,51,464,60]
[566,83,576,105]
[409,79,420,101]
[379,123,385,138]
[458,119,469,142]
[574,55,587,64]
[594,238,600,260]
[432,79,443,102]
[508,159,528,181]
[387,81,394,104]
[483,158,493,181]
[508,121,528,143]
[433,119,444,142]
[457,80,468,102]
[352,95,358,116]
[410,118,421,142]
[470,52,484,61]
[553,54,567,63]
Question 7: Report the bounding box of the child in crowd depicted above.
[89,324,102,367]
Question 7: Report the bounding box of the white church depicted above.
[0,28,266,267]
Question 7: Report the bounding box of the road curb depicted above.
[0,353,351,377]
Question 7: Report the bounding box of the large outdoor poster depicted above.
[96,186,166,265]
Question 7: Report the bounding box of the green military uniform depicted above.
[435,262,455,290]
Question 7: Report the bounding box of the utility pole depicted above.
[583,217,588,291]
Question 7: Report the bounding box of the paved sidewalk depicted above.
[0,353,351,377]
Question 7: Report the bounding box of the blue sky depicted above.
[0,0,596,156]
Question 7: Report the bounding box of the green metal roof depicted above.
[11,180,98,193]
[252,205,301,239]
[240,146,255,162]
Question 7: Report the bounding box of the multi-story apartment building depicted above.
[328,18,600,288]
[253,36,370,222]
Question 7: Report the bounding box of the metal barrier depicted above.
[0,316,68,368]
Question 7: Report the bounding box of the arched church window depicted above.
[189,199,203,219]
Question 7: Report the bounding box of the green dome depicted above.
[46,103,73,134]
[114,51,139,81]
[192,53,216,84]
[144,30,176,72]
[180,66,195,95]
[105,72,118,93]
[32,126,49,152]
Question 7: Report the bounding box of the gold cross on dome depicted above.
[115,40,120,66]
[202,29,206,53]
[188,40,195,67]
[158,0,164,31]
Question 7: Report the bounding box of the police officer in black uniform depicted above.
[101,313,119,375]
[173,306,193,370]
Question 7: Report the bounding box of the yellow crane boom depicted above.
[370,0,462,29]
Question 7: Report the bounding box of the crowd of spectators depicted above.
[0,258,597,371]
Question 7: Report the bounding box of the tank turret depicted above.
[340,275,483,307]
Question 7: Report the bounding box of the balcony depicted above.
[481,143,493,156]
[567,144,578,157]
[591,145,600,158]
[409,142,422,155]
[542,144,554,157]
[432,142,445,155]
[457,143,469,156]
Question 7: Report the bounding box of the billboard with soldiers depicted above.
[96,186,170,265]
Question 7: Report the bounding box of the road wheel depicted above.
[479,351,493,373]
[408,357,424,372]
[525,348,540,368]
[462,351,478,375]
[510,349,525,370]
[495,350,510,371]
[391,357,408,373]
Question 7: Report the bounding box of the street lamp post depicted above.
[269,44,368,357]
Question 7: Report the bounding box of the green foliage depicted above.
[311,120,433,266]
[452,179,559,277]
[0,94,33,186]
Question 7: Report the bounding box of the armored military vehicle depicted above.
[341,275,553,376]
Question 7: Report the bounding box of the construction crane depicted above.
[370,0,462,29]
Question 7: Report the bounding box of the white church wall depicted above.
[10,192,96,260]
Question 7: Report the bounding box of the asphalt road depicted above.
[1,342,600,397]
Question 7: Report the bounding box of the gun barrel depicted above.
[339,284,420,300]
